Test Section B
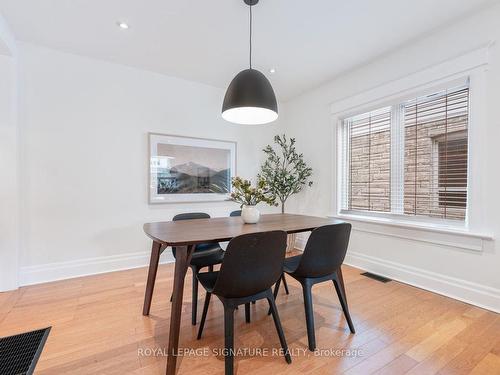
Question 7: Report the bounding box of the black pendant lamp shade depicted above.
[222,69,278,125]
[222,0,278,125]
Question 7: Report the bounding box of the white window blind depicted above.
[345,107,392,212]
[339,83,469,222]
[403,87,469,220]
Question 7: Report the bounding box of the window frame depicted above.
[336,79,471,228]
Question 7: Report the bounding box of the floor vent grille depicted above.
[361,272,392,283]
[0,327,51,375]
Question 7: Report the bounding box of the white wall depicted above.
[0,57,19,291]
[282,4,500,312]
[0,10,16,55]
[16,43,281,285]
[0,14,19,292]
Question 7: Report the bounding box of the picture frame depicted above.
[148,133,237,204]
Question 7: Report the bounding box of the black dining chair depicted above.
[197,231,292,375]
[230,209,289,297]
[271,223,354,351]
[171,212,225,325]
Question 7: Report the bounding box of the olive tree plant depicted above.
[259,134,313,214]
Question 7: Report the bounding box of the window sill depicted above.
[329,213,493,252]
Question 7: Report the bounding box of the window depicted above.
[344,107,392,212]
[339,84,469,222]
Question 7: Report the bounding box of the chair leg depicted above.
[224,306,235,375]
[268,276,282,315]
[273,276,282,300]
[192,267,199,325]
[302,280,316,351]
[209,265,214,272]
[245,303,250,323]
[336,267,348,300]
[281,274,290,295]
[197,292,211,339]
[333,272,355,334]
[266,291,292,364]
[251,300,256,304]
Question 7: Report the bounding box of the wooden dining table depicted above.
[142,213,344,375]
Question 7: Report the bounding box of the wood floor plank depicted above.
[438,317,500,375]
[371,354,418,375]
[404,307,496,375]
[469,353,500,375]
[405,317,468,362]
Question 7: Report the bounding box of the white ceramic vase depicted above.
[241,205,260,224]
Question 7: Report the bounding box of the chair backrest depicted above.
[171,213,211,257]
[213,231,287,298]
[229,210,241,217]
[172,212,210,221]
[292,223,352,278]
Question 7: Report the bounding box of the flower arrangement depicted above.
[230,177,277,207]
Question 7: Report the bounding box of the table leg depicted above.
[166,244,195,375]
[143,241,163,316]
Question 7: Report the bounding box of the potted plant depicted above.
[230,177,277,224]
[259,134,313,249]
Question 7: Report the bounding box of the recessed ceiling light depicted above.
[117,21,129,29]
[269,68,276,74]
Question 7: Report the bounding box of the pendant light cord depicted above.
[249,4,252,69]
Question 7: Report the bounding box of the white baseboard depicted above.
[345,251,500,313]
[19,251,175,286]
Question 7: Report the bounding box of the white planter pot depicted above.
[241,205,260,224]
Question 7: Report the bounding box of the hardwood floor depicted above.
[1,261,499,375]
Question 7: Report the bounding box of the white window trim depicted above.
[331,45,490,235]
[329,213,492,240]
[327,213,492,252]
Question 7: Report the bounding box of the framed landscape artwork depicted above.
[149,133,236,203]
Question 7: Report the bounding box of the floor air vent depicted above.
[361,272,392,283]
[0,327,51,375]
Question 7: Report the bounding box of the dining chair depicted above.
[196,231,292,375]
[271,223,354,351]
[230,209,289,297]
[171,212,225,325]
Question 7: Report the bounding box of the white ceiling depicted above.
[0,0,497,100]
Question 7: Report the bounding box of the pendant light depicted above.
[222,0,278,125]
